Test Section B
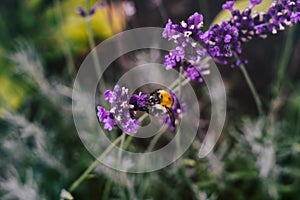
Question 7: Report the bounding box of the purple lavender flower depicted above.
[163,0,300,75]
[97,85,140,134]
[104,90,115,103]
[108,86,139,134]
[162,12,204,41]
[77,2,106,18]
[129,92,149,112]
[162,19,177,40]
[162,12,208,82]
[103,117,116,131]
[77,7,87,17]
[201,21,241,64]
[183,61,204,82]
[164,53,179,70]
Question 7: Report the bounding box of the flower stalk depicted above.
[240,64,264,116]
[68,134,123,192]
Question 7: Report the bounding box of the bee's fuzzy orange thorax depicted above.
[159,90,173,108]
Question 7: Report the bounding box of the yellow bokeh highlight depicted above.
[62,9,114,43]
[58,0,127,53]
[0,75,25,113]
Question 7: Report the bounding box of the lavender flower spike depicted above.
[163,0,300,74]
[97,85,140,134]
[108,85,139,134]
[162,12,208,82]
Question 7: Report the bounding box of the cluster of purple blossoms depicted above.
[97,85,141,134]
[163,13,208,82]
[163,0,300,80]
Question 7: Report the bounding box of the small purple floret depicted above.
[77,7,87,17]
[222,1,235,11]
[97,106,116,131]
[250,0,262,8]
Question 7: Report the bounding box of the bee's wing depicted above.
[166,107,176,127]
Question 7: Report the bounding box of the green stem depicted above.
[156,1,168,22]
[53,0,75,77]
[240,64,264,116]
[118,133,126,166]
[102,179,113,200]
[172,78,191,93]
[85,0,106,91]
[168,76,182,90]
[178,66,184,99]
[267,28,295,137]
[146,125,168,152]
[116,133,130,199]
[176,66,184,157]
[123,135,134,149]
[275,27,295,93]
[68,134,123,192]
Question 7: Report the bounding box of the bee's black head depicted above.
[148,89,162,105]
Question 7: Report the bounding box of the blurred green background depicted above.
[0,0,300,199]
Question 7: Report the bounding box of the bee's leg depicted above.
[145,107,150,113]
[140,107,149,113]
[166,107,176,127]
[129,109,136,118]
[130,107,149,118]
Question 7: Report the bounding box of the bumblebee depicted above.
[148,89,176,127]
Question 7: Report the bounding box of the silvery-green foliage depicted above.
[0,42,71,199]
[0,167,45,200]
[8,41,72,110]
[2,110,66,173]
